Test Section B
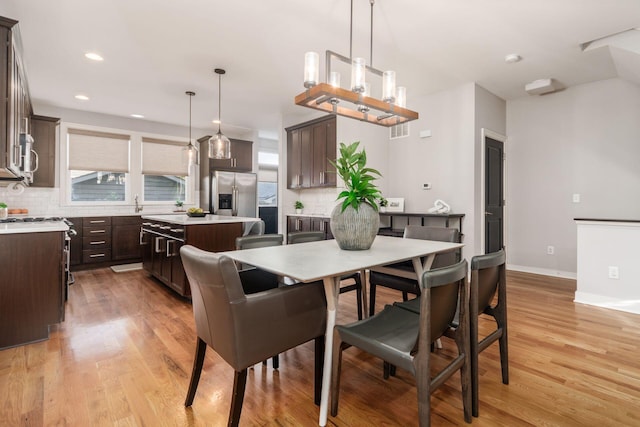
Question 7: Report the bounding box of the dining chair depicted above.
[468,248,508,417]
[180,245,327,426]
[235,234,284,368]
[330,260,472,426]
[288,231,364,320]
[368,225,460,316]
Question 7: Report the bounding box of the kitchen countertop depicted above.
[141,213,260,225]
[0,222,69,235]
[287,213,331,218]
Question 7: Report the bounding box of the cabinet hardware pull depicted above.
[155,237,165,253]
[89,230,106,234]
[90,220,106,224]
[89,253,105,258]
[139,231,145,245]
[90,241,106,245]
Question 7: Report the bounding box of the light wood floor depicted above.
[1,268,639,426]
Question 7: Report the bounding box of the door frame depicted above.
[480,128,507,255]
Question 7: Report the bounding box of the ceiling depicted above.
[2,0,640,136]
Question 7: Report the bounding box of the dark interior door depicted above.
[485,137,504,253]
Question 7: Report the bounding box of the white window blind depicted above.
[141,137,189,176]
[68,129,130,172]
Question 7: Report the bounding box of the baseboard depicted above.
[574,291,640,315]
[507,264,576,280]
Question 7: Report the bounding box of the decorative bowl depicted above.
[186,212,206,217]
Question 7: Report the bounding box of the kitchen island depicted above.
[0,221,68,349]
[140,214,259,296]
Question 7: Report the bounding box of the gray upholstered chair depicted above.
[369,225,460,315]
[288,231,365,320]
[180,245,327,426]
[468,249,508,417]
[330,260,472,426]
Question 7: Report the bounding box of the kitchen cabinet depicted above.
[312,216,333,240]
[1,16,33,183]
[286,115,336,189]
[198,136,253,172]
[112,216,143,261]
[82,217,112,264]
[287,215,311,233]
[30,115,60,188]
[0,230,65,349]
[287,215,334,240]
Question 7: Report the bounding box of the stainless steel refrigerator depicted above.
[209,171,257,217]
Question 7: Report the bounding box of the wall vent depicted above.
[390,122,410,139]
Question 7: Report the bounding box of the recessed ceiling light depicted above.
[212,119,221,124]
[504,54,522,64]
[75,94,89,101]
[130,114,144,118]
[85,52,104,61]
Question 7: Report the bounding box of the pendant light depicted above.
[184,91,199,166]
[208,68,231,159]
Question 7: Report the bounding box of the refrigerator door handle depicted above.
[232,186,238,216]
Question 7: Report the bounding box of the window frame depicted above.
[60,122,196,207]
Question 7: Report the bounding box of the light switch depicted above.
[572,193,580,203]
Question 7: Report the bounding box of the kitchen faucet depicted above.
[134,194,143,213]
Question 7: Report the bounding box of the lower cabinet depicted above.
[287,215,333,240]
[112,216,143,261]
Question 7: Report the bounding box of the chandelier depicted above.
[295,0,418,127]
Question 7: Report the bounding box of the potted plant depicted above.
[379,197,388,213]
[0,202,7,219]
[175,200,184,212]
[328,141,382,250]
[294,200,304,214]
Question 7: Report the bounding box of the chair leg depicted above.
[228,369,247,427]
[272,354,279,370]
[185,337,207,407]
[369,282,377,316]
[499,325,509,385]
[355,274,363,320]
[402,291,408,301]
[330,333,345,417]
[314,336,324,405]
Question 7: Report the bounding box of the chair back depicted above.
[288,231,325,244]
[420,260,468,345]
[404,225,460,268]
[236,233,283,250]
[180,245,247,366]
[471,249,506,312]
[245,220,266,235]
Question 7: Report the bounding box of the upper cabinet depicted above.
[286,115,336,189]
[1,16,34,183]
[198,136,253,173]
[30,115,60,188]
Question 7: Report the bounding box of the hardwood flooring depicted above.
[1,268,639,426]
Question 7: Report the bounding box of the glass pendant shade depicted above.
[382,70,396,102]
[208,131,231,159]
[329,71,341,88]
[351,57,366,93]
[395,86,407,108]
[185,143,199,166]
[304,52,320,88]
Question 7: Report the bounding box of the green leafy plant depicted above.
[294,200,304,209]
[175,200,184,207]
[329,141,382,212]
[379,197,388,207]
[0,202,7,209]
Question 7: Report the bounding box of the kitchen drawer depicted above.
[83,217,112,226]
[82,236,110,249]
[83,225,112,237]
[82,248,112,263]
[112,215,142,226]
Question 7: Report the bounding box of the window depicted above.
[67,129,130,202]
[258,181,277,207]
[141,138,189,202]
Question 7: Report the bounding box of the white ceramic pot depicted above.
[0,207,8,219]
[295,209,302,214]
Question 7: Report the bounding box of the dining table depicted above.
[221,234,464,426]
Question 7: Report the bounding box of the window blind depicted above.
[68,129,130,172]
[141,137,189,176]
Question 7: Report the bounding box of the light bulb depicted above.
[382,71,396,103]
[351,57,366,93]
[304,52,319,88]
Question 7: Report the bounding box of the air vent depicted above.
[390,122,410,139]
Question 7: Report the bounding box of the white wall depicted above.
[506,78,640,276]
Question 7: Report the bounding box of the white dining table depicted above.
[221,235,464,426]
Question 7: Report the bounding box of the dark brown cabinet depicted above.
[287,215,334,240]
[312,216,333,240]
[30,115,59,188]
[198,136,253,172]
[0,230,65,349]
[286,115,336,189]
[112,216,143,261]
[82,217,112,264]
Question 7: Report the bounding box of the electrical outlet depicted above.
[422,183,432,190]
[608,266,619,279]
[547,246,554,255]
[573,193,581,203]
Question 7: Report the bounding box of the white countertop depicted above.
[287,213,332,218]
[0,222,69,235]
[141,213,260,225]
